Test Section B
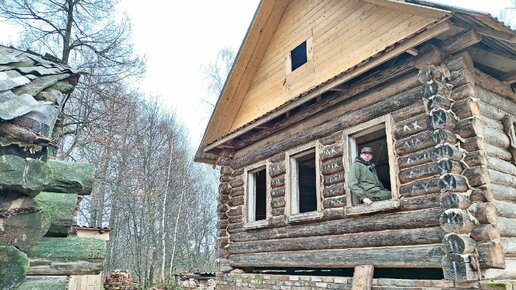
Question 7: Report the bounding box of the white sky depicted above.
[118,0,260,146]
[0,0,513,148]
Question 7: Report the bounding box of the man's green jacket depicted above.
[348,157,390,205]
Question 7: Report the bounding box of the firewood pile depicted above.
[104,269,134,290]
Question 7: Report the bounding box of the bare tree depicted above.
[201,46,235,107]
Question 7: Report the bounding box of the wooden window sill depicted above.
[243,219,271,230]
[287,211,323,223]
[345,199,401,216]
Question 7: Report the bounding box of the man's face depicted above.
[360,152,373,162]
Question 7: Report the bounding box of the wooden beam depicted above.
[361,0,451,19]
[440,30,482,54]
[352,265,374,290]
[229,244,444,268]
[204,20,452,152]
[406,48,419,56]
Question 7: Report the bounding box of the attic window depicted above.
[290,41,307,71]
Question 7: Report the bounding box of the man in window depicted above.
[348,147,391,205]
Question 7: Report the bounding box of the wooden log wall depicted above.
[216,48,457,271]
[216,48,515,279]
[418,52,516,281]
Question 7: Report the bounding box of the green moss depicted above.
[18,277,68,290]
[483,283,512,290]
[34,192,78,236]
[28,236,105,261]
[0,246,29,290]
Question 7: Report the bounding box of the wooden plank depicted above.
[352,265,374,290]
[229,244,444,268]
[361,0,450,19]
[440,30,481,54]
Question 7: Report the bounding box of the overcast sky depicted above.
[0,0,513,147]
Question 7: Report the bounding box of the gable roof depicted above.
[196,0,515,164]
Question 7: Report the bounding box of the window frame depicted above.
[285,37,313,74]
[286,141,322,222]
[243,160,271,229]
[343,114,400,215]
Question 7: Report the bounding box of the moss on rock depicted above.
[34,192,78,236]
[0,245,29,290]
[18,276,68,290]
[28,236,105,262]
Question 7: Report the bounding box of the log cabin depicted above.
[0,45,99,289]
[195,0,516,288]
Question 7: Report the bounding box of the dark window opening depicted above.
[355,127,391,191]
[294,151,317,213]
[291,41,307,71]
[254,169,267,221]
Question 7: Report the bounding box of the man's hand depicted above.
[362,197,373,205]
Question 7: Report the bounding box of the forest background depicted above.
[0,0,514,289]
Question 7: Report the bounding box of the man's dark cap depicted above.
[361,147,373,154]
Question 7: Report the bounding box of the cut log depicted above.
[471,224,500,242]
[452,97,480,119]
[395,129,456,157]
[492,200,516,219]
[34,192,78,237]
[400,195,440,211]
[391,102,425,122]
[0,155,94,196]
[0,245,29,290]
[227,227,444,254]
[399,159,462,184]
[0,192,51,251]
[27,236,105,275]
[499,217,516,237]
[231,207,442,242]
[229,244,444,269]
[320,143,343,161]
[429,109,457,131]
[485,184,516,202]
[475,70,516,103]
[321,158,343,175]
[462,137,513,161]
[440,192,471,209]
[398,144,462,169]
[442,253,478,281]
[500,238,516,257]
[399,176,440,198]
[18,276,68,290]
[453,117,483,139]
[468,202,498,225]
[442,233,476,254]
[394,113,428,139]
[477,241,505,269]
[477,99,508,121]
[440,209,477,234]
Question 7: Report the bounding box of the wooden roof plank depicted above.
[204,20,452,152]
